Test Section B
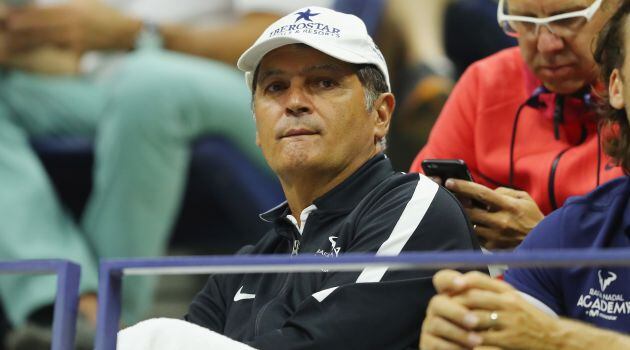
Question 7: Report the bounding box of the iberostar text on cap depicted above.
[237,6,391,92]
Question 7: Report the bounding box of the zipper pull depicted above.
[291,240,300,256]
[553,95,564,140]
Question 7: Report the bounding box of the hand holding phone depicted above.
[421,158,488,210]
[421,159,474,184]
[422,160,545,249]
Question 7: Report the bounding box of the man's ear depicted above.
[609,68,625,110]
[255,130,261,148]
[252,110,262,148]
[373,92,395,143]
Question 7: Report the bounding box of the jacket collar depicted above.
[259,153,394,222]
[522,60,597,123]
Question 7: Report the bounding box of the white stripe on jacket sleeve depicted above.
[356,174,438,283]
[313,174,439,302]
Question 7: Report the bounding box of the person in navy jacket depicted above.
[117,7,479,350]
[419,2,630,349]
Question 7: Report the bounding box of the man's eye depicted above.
[316,79,337,89]
[265,82,286,93]
[552,16,584,29]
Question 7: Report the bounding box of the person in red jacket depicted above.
[410,0,624,249]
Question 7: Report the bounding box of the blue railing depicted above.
[95,248,630,350]
[0,259,80,350]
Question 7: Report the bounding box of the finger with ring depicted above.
[489,311,499,328]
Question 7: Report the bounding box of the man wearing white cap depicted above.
[118,7,479,350]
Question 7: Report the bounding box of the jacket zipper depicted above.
[548,124,587,211]
[254,234,300,336]
[291,239,300,256]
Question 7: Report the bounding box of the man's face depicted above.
[509,0,614,94]
[253,45,388,178]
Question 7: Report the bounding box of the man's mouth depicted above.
[539,64,574,76]
[281,128,319,138]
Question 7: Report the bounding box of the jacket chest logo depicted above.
[315,236,341,258]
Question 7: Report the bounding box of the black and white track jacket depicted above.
[185,154,479,349]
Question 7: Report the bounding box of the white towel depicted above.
[117,318,258,350]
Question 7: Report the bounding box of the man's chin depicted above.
[541,79,588,95]
[271,152,320,175]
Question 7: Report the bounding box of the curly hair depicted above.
[594,0,630,174]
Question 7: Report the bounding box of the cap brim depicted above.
[238,36,377,91]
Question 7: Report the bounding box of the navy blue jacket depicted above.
[505,176,630,333]
[185,154,479,349]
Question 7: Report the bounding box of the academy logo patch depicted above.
[576,270,629,321]
[599,270,617,292]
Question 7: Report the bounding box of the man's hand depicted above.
[420,270,510,350]
[420,270,562,350]
[5,0,141,54]
[455,290,562,350]
[444,179,544,249]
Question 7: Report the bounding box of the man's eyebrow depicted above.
[302,63,346,74]
[510,3,587,17]
[258,63,349,83]
[258,69,285,83]
[548,6,588,16]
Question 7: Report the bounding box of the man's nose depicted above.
[285,86,312,117]
[536,26,565,53]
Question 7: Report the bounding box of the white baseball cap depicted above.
[237,6,390,92]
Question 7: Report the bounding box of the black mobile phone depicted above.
[421,159,474,183]
[422,159,486,209]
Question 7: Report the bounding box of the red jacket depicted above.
[410,48,623,215]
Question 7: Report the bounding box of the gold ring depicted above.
[489,311,499,328]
